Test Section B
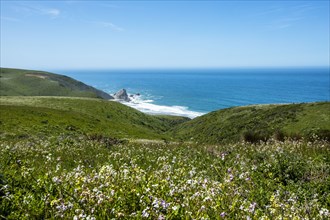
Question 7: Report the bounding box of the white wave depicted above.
[114,94,204,119]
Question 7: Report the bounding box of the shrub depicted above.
[273,130,285,141]
[315,129,330,141]
[241,130,268,143]
[287,132,303,141]
[87,133,125,148]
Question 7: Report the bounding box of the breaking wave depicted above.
[114,94,204,119]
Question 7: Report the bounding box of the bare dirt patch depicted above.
[25,74,48,79]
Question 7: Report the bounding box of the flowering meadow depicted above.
[1,135,329,219]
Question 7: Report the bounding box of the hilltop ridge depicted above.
[171,102,330,143]
[0,68,113,99]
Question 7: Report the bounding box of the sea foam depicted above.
[115,94,204,119]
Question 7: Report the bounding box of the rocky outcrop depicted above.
[114,89,130,102]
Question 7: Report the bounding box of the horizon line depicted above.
[1,65,329,72]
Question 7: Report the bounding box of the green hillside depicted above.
[1,98,329,219]
[171,102,330,143]
[0,86,329,219]
[0,68,113,99]
[0,96,189,140]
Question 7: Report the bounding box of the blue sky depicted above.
[1,0,329,69]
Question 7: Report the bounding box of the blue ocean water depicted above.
[56,68,329,118]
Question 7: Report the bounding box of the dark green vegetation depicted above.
[0,68,113,99]
[172,102,330,143]
[0,96,189,140]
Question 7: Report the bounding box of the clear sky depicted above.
[1,0,329,69]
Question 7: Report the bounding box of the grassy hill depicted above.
[1,96,329,143]
[0,96,189,140]
[0,68,113,99]
[171,102,330,143]
[1,99,329,219]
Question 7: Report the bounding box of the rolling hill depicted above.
[0,68,113,99]
[0,96,189,140]
[1,68,329,144]
[171,102,330,143]
[1,68,329,219]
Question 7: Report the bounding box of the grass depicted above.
[1,134,329,219]
[0,68,112,99]
[0,96,189,140]
[171,102,330,144]
[1,91,329,218]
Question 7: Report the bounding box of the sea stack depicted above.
[114,89,131,102]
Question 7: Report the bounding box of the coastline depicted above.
[111,94,205,119]
[57,68,329,117]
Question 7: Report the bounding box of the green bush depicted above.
[273,130,285,141]
[241,130,268,143]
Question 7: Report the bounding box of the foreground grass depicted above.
[1,135,329,219]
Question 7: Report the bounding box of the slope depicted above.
[0,68,113,99]
[0,96,189,140]
[171,102,330,143]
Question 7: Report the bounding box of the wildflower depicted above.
[172,205,179,211]
[79,213,86,219]
[249,202,257,213]
[56,204,65,212]
[229,174,234,181]
[97,197,103,204]
[189,169,196,177]
[142,208,149,218]
[152,199,160,209]
[161,200,169,210]
[221,153,226,160]
[320,208,329,216]
[56,164,61,171]
[220,212,226,217]
[86,216,96,220]
[52,176,61,184]
[67,202,73,209]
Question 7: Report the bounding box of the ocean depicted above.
[56,68,329,118]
